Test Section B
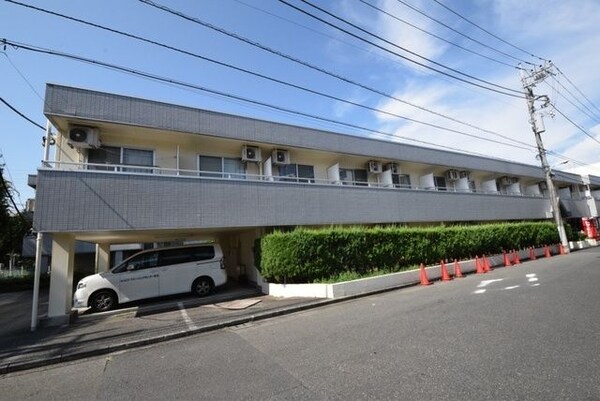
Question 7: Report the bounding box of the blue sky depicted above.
[1,0,600,210]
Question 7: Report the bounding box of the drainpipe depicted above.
[30,232,44,331]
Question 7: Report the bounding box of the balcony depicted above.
[33,162,553,233]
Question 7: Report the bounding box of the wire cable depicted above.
[0,0,531,148]
[3,39,532,159]
[357,0,516,68]
[543,79,600,124]
[554,65,600,117]
[395,0,535,66]
[231,0,529,111]
[279,0,524,97]
[553,105,600,147]
[138,0,533,149]
[431,0,546,62]
[0,96,45,130]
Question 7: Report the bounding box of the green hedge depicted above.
[258,222,574,283]
[0,274,50,293]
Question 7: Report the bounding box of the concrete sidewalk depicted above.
[0,287,332,374]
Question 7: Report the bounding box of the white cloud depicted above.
[357,0,600,172]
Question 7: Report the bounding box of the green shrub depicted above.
[258,222,574,283]
[0,273,50,292]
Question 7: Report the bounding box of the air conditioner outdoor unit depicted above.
[368,160,382,174]
[445,169,460,181]
[67,126,101,149]
[386,162,400,175]
[241,145,261,162]
[272,149,290,165]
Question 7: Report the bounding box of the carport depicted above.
[30,227,263,330]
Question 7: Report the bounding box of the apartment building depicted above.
[33,84,600,324]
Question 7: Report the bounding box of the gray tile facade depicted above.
[34,170,552,232]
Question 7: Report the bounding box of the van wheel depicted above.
[192,277,214,297]
[90,290,117,312]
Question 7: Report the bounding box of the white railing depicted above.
[41,161,546,198]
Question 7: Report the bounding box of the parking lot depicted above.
[0,283,322,373]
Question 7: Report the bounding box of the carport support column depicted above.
[47,234,75,325]
[95,243,110,273]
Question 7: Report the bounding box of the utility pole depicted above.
[519,62,570,252]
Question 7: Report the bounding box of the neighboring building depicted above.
[32,84,600,324]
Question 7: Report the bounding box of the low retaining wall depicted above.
[259,243,590,299]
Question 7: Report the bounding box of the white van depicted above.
[73,244,227,312]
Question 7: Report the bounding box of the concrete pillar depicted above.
[47,234,75,325]
[95,243,111,273]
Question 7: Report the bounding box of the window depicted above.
[199,156,245,179]
[277,164,315,183]
[433,176,447,191]
[340,168,368,186]
[190,246,216,261]
[113,251,159,273]
[87,146,121,170]
[392,174,411,189]
[122,148,154,173]
[198,156,222,178]
[157,248,194,267]
[87,146,153,173]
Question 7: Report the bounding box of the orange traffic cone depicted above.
[440,260,452,281]
[544,245,552,258]
[503,250,512,267]
[453,260,464,278]
[529,247,537,260]
[475,256,486,274]
[419,263,432,286]
[512,249,521,265]
[483,255,493,272]
[559,243,566,255]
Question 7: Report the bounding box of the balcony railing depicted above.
[41,161,545,198]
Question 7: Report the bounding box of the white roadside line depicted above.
[178,302,198,331]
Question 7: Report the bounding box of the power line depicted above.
[0,96,45,130]
[232,0,529,111]
[431,0,545,62]
[0,0,532,148]
[357,0,516,68]
[279,0,524,98]
[3,39,594,180]
[544,79,600,124]
[139,0,533,150]
[3,39,532,160]
[554,65,600,117]
[2,52,45,102]
[395,0,535,66]
[553,105,600,147]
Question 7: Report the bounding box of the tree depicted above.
[0,165,31,267]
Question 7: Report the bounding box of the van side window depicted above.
[113,251,159,273]
[158,248,194,267]
[191,246,215,261]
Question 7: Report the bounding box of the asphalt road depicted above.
[1,248,599,400]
